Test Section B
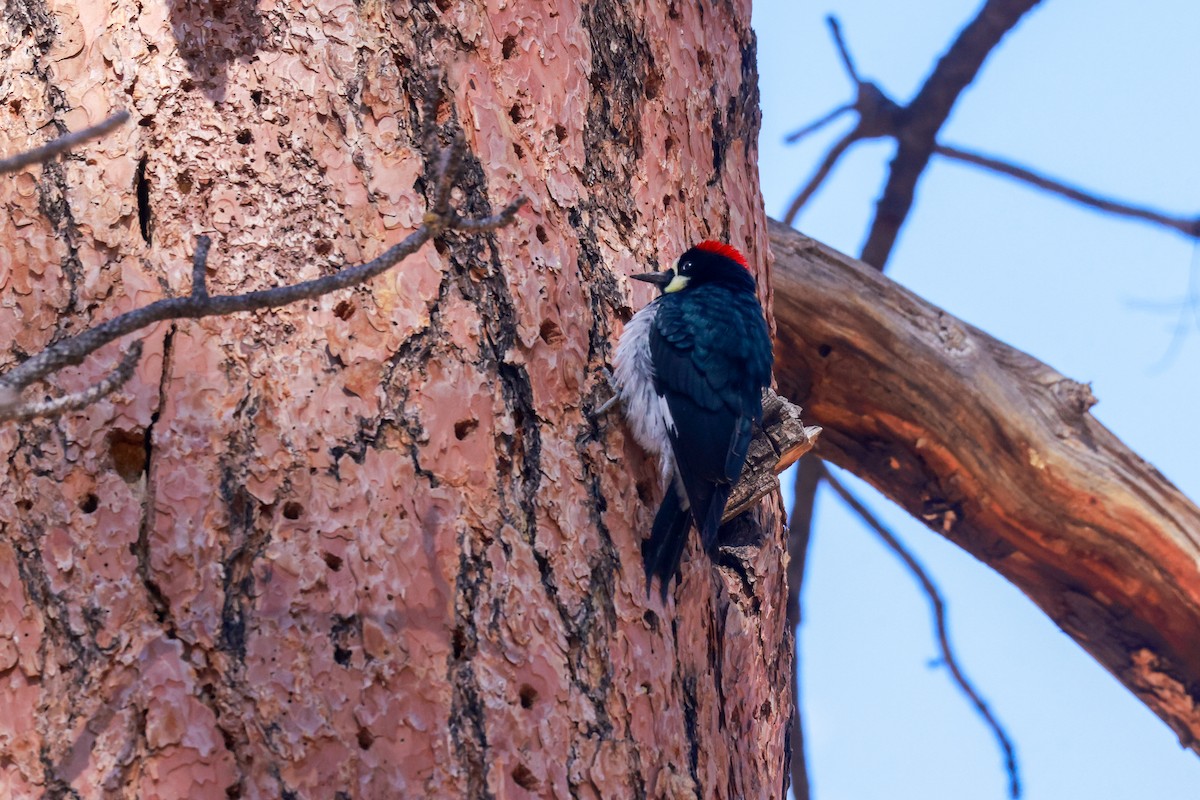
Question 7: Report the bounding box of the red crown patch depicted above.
[695,240,749,270]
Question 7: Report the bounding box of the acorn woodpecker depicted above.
[613,241,774,598]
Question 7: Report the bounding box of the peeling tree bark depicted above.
[769,219,1200,753]
[0,2,792,798]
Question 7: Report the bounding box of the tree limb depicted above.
[769,218,1200,754]
[860,0,1043,267]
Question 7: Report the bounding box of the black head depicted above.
[631,241,756,295]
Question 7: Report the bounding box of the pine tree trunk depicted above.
[0,2,790,797]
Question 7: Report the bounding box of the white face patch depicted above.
[663,273,690,293]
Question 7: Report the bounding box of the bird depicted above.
[612,240,774,599]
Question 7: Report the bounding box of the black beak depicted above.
[631,270,673,288]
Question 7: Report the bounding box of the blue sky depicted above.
[753,2,1200,798]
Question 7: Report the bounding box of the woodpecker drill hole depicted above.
[107,429,148,484]
[508,103,522,124]
[315,239,333,256]
[236,129,253,144]
[333,299,355,320]
[538,320,564,345]
[518,684,538,709]
[454,419,479,440]
[501,34,517,59]
[511,765,538,791]
[175,170,193,194]
[80,494,100,514]
[535,224,549,244]
[282,501,304,520]
[357,727,374,750]
[322,552,343,571]
[334,645,351,666]
[554,124,567,143]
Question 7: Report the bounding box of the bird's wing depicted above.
[650,294,760,550]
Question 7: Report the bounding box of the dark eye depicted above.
[678,261,693,274]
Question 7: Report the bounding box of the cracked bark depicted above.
[0,1,790,798]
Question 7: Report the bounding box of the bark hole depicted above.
[538,320,563,345]
[518,684,538,708]
[511,764,538,790]
[175,170,193,194]
[357,726,374,750]
[554,124,567,143]
[322,552,343,571]
[454,419,479,440]
[79,493,99,513]
[535,224,548,244]
[282,501,304,519]
[108,429,148,483]
[508,104,523,124]
[135,156,152,245]
[236,129,253,144]
[501,35,517,59]
[333,299,354,320]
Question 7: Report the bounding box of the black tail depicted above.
[695,483,734,555]
[642,483,692,601]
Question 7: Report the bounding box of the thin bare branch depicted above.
[0,111,130,174]
[783,104,854,145]
[191,234,211,299]
[782,128,858,227]
[0,342,143,422]
[937,143,1200,239]
[826,16,860,84]
[0,85,527,423]
[819,464,1020,799]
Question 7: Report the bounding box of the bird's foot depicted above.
[588,367,620,419]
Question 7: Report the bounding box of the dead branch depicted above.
[0,90,526,423]
[722,388,821,523]
[770,218,1200,756]
[936,143,1200,238]
[781,2,1043,264]
[822,464,1020,799]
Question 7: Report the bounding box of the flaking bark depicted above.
[0,2,791,798]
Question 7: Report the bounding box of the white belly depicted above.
[613,302,676,488]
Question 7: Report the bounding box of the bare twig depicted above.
[827,16,860,84]
[0,343,144,422]
[191,234,211,299]
[936,143,1200,239]
[0,111,130,174]
[821,464,1020,799]
[0,85,527,422]
[783,104,854,145]
[782,129,858,227]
